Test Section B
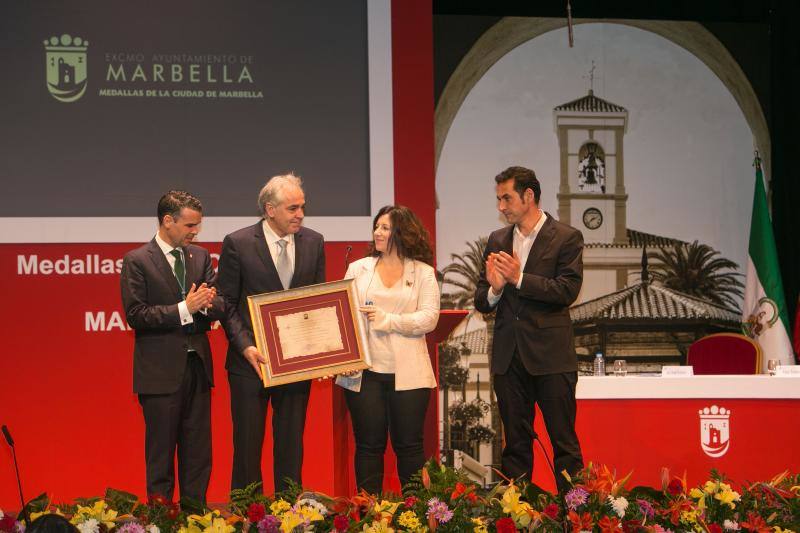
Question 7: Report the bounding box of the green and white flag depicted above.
[741,156,794,371]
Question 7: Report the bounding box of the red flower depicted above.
[333,515,350,532]
[466,492,479,504]
[543,503,559,520]
[741,512,772,533]
[0,515,16,533]
[148,494,168,506]
[622,519,643,533]
[666,479,683,496]
[247,503,266,524]
[707,524,723,533]
[404,496,419,508]
[495,517,517,533]
[598,515,622,533]
[661,498,694,526]
[568,511,593,533]
[421,467,431,489]
[166,505,180,521]
[451,482,467,500]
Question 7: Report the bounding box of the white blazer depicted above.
[336,256,440,392]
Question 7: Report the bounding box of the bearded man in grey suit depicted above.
[474,166,584,493]
[121,190,224,503]
[217,173,325,492]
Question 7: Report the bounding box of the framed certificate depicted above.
[247,279,371,387]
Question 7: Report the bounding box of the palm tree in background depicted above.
[648,240,744,311]
[440,237,487,310]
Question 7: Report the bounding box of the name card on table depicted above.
[661,365,694,377]
[775,365,800,377]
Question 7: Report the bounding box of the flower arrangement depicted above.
[0,461,798,532]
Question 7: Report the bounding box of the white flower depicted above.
[723,520,740,531]
[76,519,100,533]
[146,525,161,533]
[607,495,628,518]
[295,497,328,517]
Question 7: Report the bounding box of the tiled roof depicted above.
[570,282,741,324]
[554,90,627,113]
[449,327,488,355]
[584,228,687,249]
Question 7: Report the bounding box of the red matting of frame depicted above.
[256,289,360,376]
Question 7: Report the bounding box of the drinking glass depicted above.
[613,359,627,377]
[767,359,780,376]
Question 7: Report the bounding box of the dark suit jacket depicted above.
[474,214,583,376]
[121,239,224,394]
[217,222,326,378]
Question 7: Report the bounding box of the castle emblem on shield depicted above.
[44,34,88,102]
[699,405,730,458]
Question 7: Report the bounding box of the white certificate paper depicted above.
[275,305,344,359]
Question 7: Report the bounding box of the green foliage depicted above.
[441,237,488,311]
[228,481,268,516]
[648,240,744,310]
[104,488,139,515]
[438,342,470,389]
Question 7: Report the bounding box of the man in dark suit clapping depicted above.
[121,190,224,503]
[217,173,325,492]
[474,166,584,493]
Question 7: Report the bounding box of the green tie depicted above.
[170,249,186,295]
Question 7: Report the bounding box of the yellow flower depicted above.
[397,510,421,530]
[774,528,796,533]
[270,499,291,516]
[689,488,705,500]
[499,485,534,527]
[714,489,740,509]
[703,481,719,494]
[362,518,395,533]
[373,499,401,521]
[500,486,522,514]
[295,505,324,523]
[72,500,118,529]
[186,511,234,533]
[279,510,305,533]
[30,509,64,522]
[681,508,699,524]
[471,517,488,533]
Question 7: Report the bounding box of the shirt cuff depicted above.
[487,286,502,307]
[178,301,194,325]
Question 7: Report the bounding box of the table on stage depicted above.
[530,375,800,491]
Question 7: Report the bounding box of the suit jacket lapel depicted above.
[499,225,514,255]
[253,222,283,288]
[147,239,183,297]
[523,213,556,272]
[182,245,196,290]
[290,229,304,289]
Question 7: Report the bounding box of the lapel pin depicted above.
[406,280,412,287]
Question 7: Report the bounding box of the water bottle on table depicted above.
[593,350,605,376]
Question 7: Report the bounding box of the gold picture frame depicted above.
[247,279,371,387]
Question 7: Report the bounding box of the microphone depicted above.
[2,425,13,446]
[524,423,557,489]
[2,425,28,523]
[343,245,353,271]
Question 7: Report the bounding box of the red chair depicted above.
[686,333,762,375]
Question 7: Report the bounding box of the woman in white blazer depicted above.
[336,205,440,494]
